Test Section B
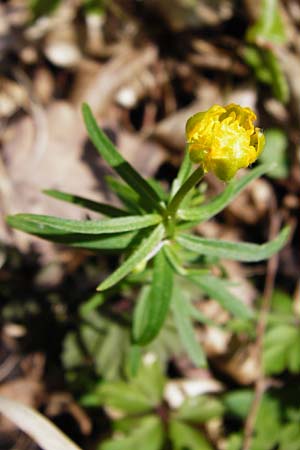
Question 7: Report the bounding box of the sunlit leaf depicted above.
[82,104,163,212]
[178,164,271,223]
[44,189,129,217]
[97,224,165,291]
[169,420,213,450]
[176,226,290,262]
[6,213,161,236]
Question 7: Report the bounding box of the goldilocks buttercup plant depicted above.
[7,103,289,367]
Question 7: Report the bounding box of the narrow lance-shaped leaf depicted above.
[6,227,138,251]
[189,275,253,319]
[105,176,143,214]
[133,248,173,345]
[176,226,290,262]
[171,289,206,367]
[82,103,164,212]
[97,224,165,291]
[6,213,161,236]
[177,163,272,223]
[44,189,129,217]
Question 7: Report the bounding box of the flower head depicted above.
[186,103,265,181]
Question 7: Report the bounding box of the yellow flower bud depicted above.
[186,103,265,181]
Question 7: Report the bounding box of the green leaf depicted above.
[189,275,253,319]
[82,104,163,212]
[224,390,253,419]
[96,382,152,414]
[105,177,144,214]
[97,224,165,291]
[176,226,290,262]
[79,293,106,315]
[243,46,289,104]
[169,420,213,450]
[131,358,165,406]
[6,213,161,236]
[133,249,173,345]
[246,0,286,45]
[178,164,271,223]
[30,0,62,19]
[100,416,164,450]
[6,214,140,250]
[44,189,129,217]
[172,290,206,367]
[174,396,224,423]
[263,49,289,103]
[77,311,130,380]
[263,324,300,375]
[279,424,300,450]
[62,231,140,251]
[127,345,142,378]
[259,129,289,178]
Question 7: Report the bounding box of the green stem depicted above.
[167,166,204,217]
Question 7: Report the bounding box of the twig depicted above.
[242,193,281,450]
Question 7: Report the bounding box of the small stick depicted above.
[242,194,280,450]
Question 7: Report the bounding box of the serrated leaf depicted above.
[97,224,165,291]
[131,358,165,406]
[174,396,224,423]
[178,164,271,223]
[169,420,213,450]
[172,290,206,367]
[96,383,152,414]
[264,324,300,375]
[82,104,163,212]
[7,213,161,236]
[100,416,164,450]
[176,226,290,262]
[44,189,129,217]
[133,249,173,345]
[189,275,253,319]
[0,395,81,450]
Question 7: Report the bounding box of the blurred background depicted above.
[0,1,300,449]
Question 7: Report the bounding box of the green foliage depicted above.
[29,0,62,20]
[7,104,289,370]
[243,46,289,103]
[224,387,300,450]
[259,128,289,178]
[244,0,289,103]
[263,290,300,375]
[88,358,222,449]
[246,0,286,44]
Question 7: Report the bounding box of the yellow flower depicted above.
[186,103,265,181]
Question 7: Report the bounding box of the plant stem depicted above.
[167,166,204,218]
[242,195,280,450]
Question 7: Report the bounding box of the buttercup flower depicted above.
[186,103,265,181]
